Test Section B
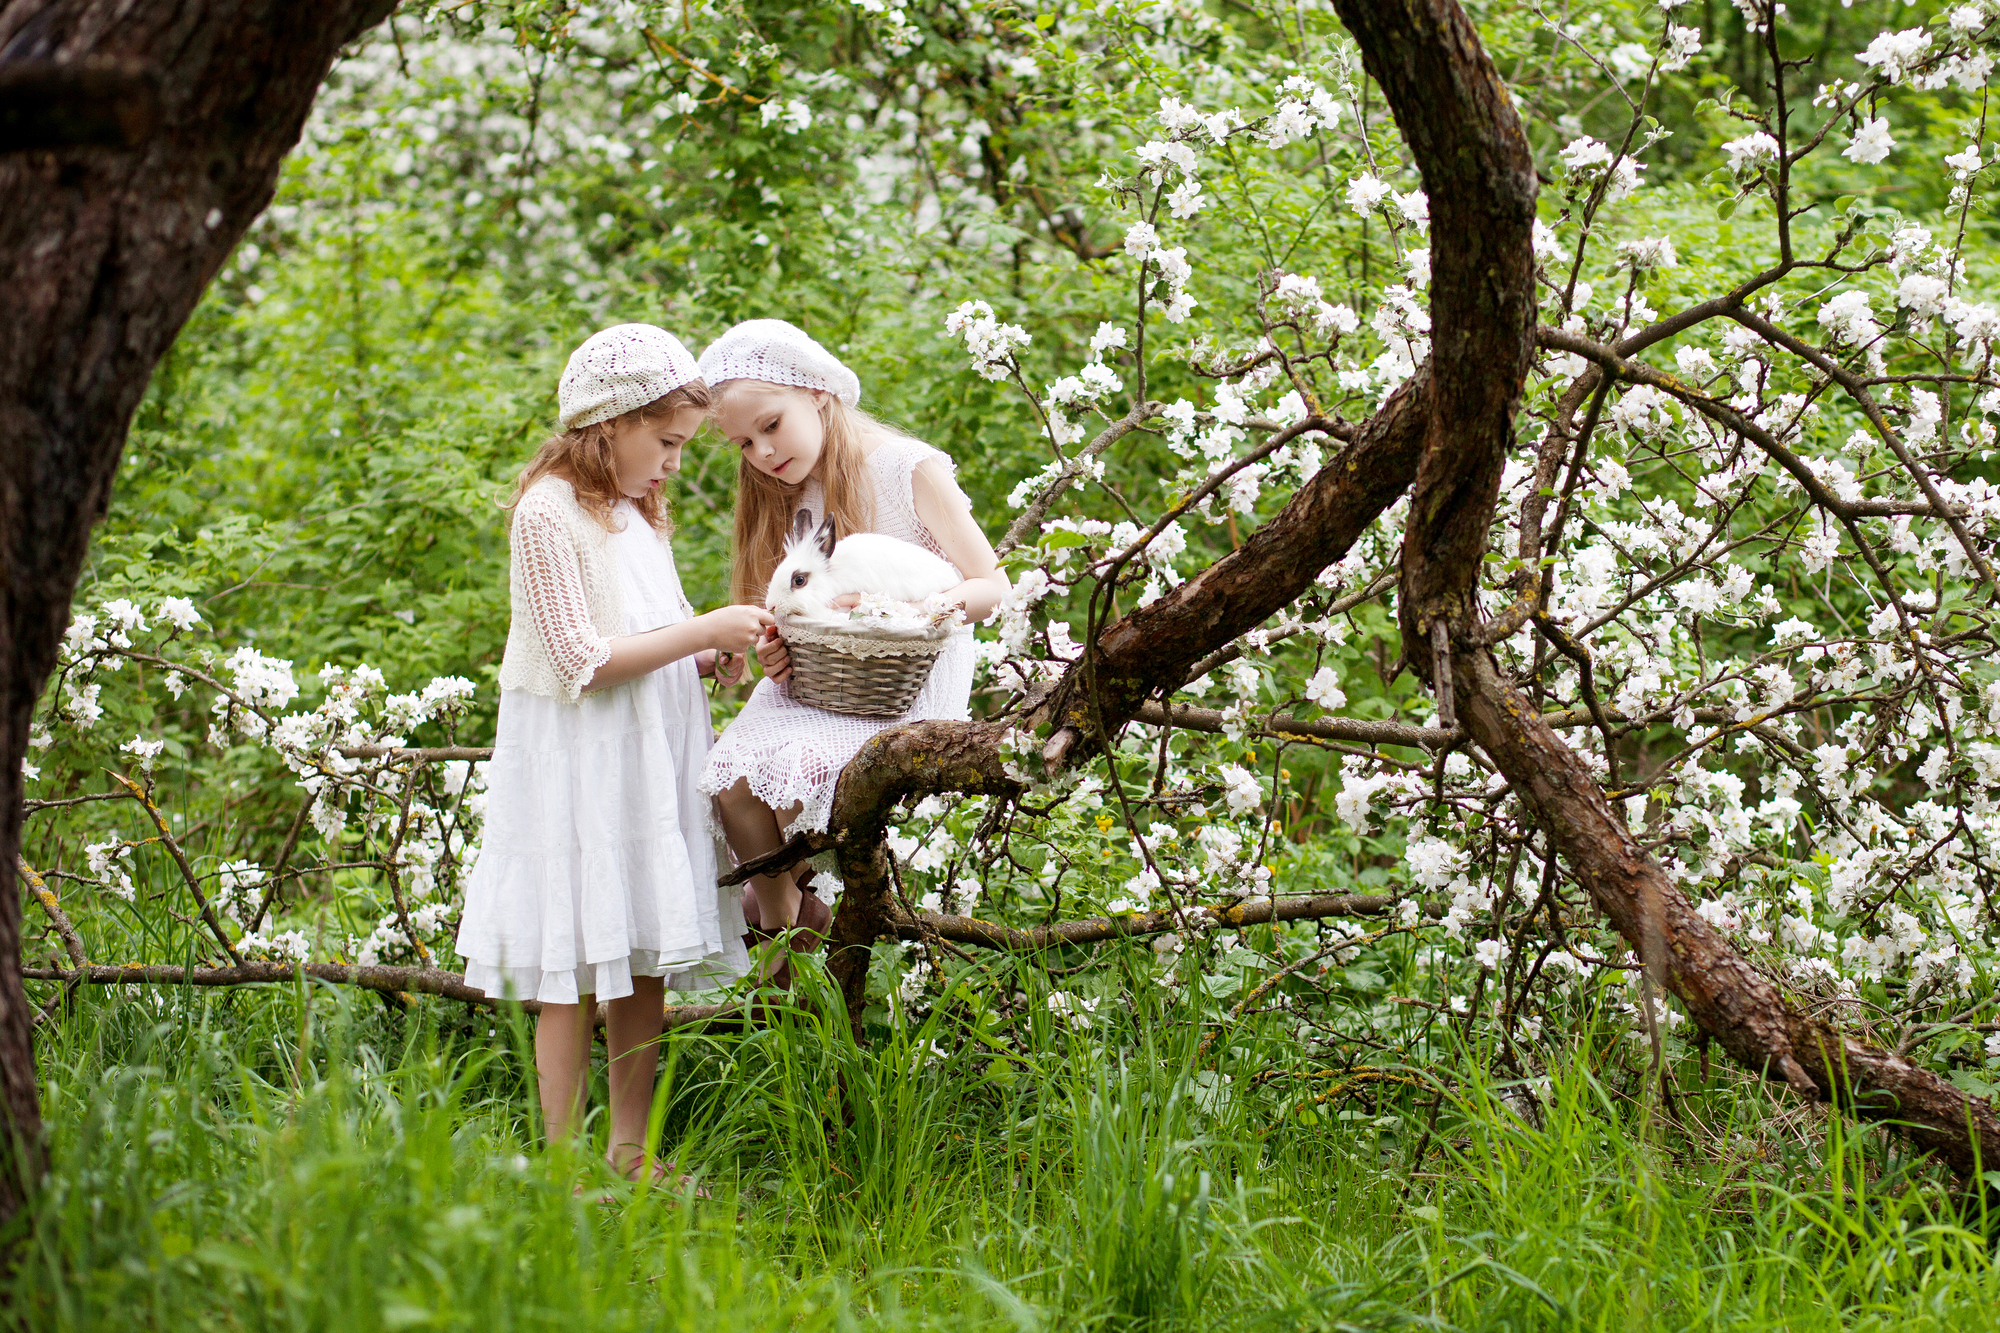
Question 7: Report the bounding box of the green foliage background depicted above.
[91,0,1983,732]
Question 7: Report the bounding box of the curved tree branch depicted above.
[820,372,1436,1016]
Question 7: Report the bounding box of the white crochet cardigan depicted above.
[496,475,692,701]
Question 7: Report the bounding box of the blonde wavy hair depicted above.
[509,381,713,533]
[732,391,922,606]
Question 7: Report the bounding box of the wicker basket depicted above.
[780,616,954,718]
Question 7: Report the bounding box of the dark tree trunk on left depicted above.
[0,0,395,1219]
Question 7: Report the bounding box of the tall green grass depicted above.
[10,962,2000,1331]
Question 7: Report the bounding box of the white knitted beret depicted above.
[697,319,861,407]
[558,324,702,429]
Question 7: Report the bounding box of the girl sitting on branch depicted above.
[699,320,1008,985]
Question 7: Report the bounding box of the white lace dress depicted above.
[457,500,747,1003]
[700,437,977,875]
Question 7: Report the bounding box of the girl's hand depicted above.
[703,604,777,655]
[712,650,748,686]
[695,648,717,678]
[755,625,792,682]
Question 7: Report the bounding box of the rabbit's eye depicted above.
[791,571,810,589]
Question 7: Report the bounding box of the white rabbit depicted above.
[765,510,960,620]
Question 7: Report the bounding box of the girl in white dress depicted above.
[456,324,773,1176]
[696,321,1008,980]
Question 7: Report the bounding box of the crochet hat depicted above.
[558,324,702,429]
[697,319,861,408]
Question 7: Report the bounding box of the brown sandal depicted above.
[740,881,830,989]
[740,867,814,943]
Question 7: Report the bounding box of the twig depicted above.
[107,771,243,966]
[23,791,129,813]
[20,858,88,979]
[1199,939,1349,1062]
[1184,569,1398,681]
[252,789,317,931]
[378,779,434,965]
[719,830,832,887]
[1136,700,1452,748]
[998,402,1165,557]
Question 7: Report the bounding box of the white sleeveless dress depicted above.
[457,499,747,1003]
[700,438,977,857]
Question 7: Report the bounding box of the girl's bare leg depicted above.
[535,997,594,1145]
[604,976,664,1176]
[717,777,801,930]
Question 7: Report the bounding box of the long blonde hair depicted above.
[732,393,899,605]
[509,381,712,532]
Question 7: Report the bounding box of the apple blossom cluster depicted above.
[35,598,485,971]
[944,299,1032,383]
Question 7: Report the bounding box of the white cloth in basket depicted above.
[700,437,976,870]
[457,499,748,1004]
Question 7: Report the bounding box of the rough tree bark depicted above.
[815,0,2000,1179]
[0,0,396,1216]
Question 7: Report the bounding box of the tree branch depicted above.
[18,859,85,975]
[890,891,1429,950]
[19,960,734,1027]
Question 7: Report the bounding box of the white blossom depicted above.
[1217,764,1262,815]
[158,597,201,631]
[944,299,1031,380]
[1345,173,1392,215]
[1857,29,1932,85]
[1843,118,1894,166]
[1660,25,1703,72]
[1722,132,1780,173]
[1046,990,1099,1030]
[1896,273,1951,318]
[1817,290,1880,347]
[120,736,165,772]
[1166,180,1204,218]
[1305,668,1346,710]
[760,97,812,134]
[1617,236,1677,270]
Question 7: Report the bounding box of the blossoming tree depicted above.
[20,0,2000,1206]
[790,0,2000,1178]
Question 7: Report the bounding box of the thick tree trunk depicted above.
[1323,0,1540,668]
[827,720,1020,1016]
[0,0,394,1217]
[1457,656,2000,1173]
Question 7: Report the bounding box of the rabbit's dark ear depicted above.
[791,509,815,543]
[814,513,838,558]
